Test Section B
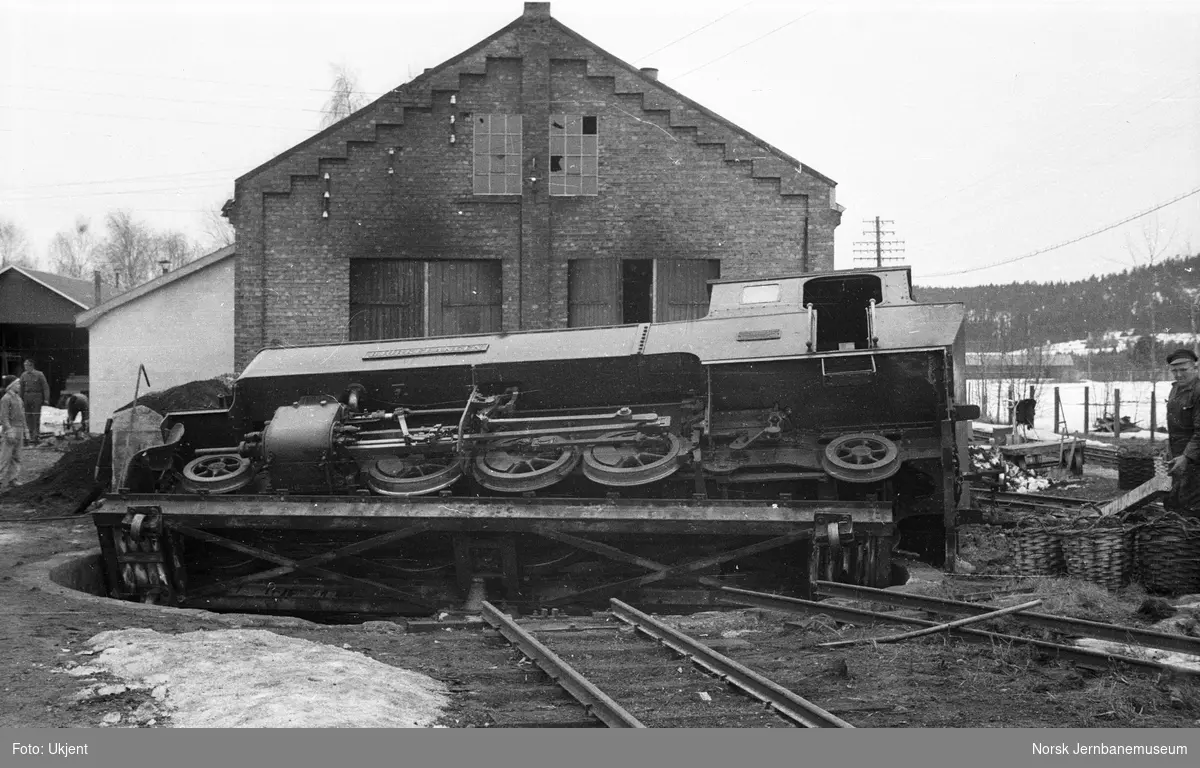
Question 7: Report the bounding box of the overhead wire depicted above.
[0,167,245,193]
[919,184,1200,279]
[633,1,757,63]
[7,83,326,114]
[19,62,386,98]
[673,6,824,79]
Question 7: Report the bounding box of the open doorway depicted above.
[622,260,653,324]
[803,275,883,352]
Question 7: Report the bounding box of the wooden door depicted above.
[349,260,424,340]
[655,259,720,322]
[568,259,621,327]
[427,261,502,337]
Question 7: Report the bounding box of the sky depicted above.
[1,0,1198,287]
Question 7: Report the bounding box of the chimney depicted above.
[640,68,659,81]
[524,2,550,19]
[93,270,101,306]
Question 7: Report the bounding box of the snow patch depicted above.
[85,628,449,728]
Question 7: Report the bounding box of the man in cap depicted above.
[1165,348,1200,516]
[0,374,24,492]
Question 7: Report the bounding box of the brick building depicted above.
[227,3,842,369]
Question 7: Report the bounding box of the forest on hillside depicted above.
[915,253,1200,353]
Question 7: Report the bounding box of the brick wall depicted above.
[231,7,840,369]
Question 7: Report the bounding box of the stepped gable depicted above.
[234,6,836,207]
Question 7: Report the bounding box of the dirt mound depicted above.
[114,374,235,416]
[2,437,104,518]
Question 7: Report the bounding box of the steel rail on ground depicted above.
[608,598,853,728]
[812,581,1200,657]
[479,601,646,728]
[716,587,1199,678]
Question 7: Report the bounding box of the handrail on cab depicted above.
[867,299,879,348]
[806,303,817,353]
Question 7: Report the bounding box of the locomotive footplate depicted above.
[93,495,894,615]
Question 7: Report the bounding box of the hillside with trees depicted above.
[915,253,1200,356]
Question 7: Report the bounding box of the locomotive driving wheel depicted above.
[473,436,580,493]
[366,454,463,497]
[821,433,901,483]
[582,430,685,487]
[181,453,255,493]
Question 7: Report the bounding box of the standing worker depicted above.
[1165,348,1200,516]
[18,358,50,447]
[0,375,24,492]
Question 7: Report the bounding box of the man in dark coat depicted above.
[1165,348,1200,516]
[18,358,50,447]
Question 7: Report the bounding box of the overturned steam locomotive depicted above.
[93,266,976,616]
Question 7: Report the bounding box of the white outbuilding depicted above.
[75,246,236,430]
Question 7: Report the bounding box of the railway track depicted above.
[481,600,851,728]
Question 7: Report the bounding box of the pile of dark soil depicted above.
[3,437,104,517]
[113,374,234,416]
[4,376,236,519]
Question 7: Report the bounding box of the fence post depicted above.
[1114,388,1121,446]
[1053,387,1061,434]
[1083,386,1089,435]
[1150,384,1157,442]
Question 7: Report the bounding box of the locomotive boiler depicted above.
[93,266,977,617]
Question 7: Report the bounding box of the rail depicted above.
[811,581,1200,657]
[609,598,852,728]
[479,601,645,728]
[714,586,1199,678]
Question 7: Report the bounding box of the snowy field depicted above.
[968,379,1174,440]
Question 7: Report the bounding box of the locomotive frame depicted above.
[92,266,976,617]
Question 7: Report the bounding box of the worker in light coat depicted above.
[0,375,24,492]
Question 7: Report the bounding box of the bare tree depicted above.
[98,210,158,288]
[200,203,235,250]
[0,218,36,269]
[318,63,369,130]
[47,217,97,278]
[1126,216,1176,382]
[155,230,199,272]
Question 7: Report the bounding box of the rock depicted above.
[101,712,122,725]
[359,620,405,634]
[132,702,158,723]
[954,557,976,574]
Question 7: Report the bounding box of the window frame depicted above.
[549,114,599,197]
[473,114,523,195]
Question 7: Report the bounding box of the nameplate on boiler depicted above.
[736,329,782,342]
[363,343,490,361]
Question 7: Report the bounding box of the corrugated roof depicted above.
[0,265,116,309]
[75,245,236,328]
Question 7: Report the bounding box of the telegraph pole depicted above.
[852,217,905,267]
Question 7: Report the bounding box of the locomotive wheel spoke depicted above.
[821,433,901,484]
[182,454,255,494]
[473,436,580,493]
[367,454,463,497]
[583,430,684,487]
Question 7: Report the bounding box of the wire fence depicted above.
[967,378,1171,441]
